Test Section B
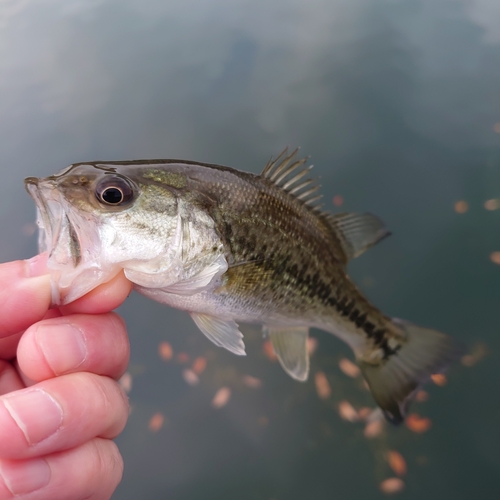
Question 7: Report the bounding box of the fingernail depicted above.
[2,389,63,445]
[35,323,88,375]
[25,253,48,278]
[0,458,50,495]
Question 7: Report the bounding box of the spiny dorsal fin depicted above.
[261,147,322,207]
[326,212,390,261]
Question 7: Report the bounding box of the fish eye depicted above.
[95,176,135,206]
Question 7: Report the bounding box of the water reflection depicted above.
[0,0,498,499]
[116,321,486,499]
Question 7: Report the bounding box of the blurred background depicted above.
[1,0,498,498]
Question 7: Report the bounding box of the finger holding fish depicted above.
[17,313,130,383]
[0,256,131,344]
[0,256,51,340]
[58,270,132,316]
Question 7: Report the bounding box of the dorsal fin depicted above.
[324,212,390,261]
[261,148,322,207]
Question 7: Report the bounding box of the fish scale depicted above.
[207,170,390,338]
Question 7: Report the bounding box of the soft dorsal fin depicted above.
[326,212,390,261]
[261,148,322,207]
[261,149,389,259]
[264,325,310,381]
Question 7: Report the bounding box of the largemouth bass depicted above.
[24,149,462,424]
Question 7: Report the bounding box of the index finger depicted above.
[0,255,133,340]
[59,271,132,316]
[0,256,51,339]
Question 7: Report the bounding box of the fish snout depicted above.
[24,176,39,187]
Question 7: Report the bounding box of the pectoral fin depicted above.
[165,255,228,295]
[265,326,310,381]
[190,313,246,355]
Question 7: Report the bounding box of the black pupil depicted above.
[96,177,134,206]
[102,187,123,204]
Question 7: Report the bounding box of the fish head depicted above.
[25,163,183,305]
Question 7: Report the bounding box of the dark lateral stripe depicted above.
[330,295,392,351]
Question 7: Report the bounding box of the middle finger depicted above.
[17,313,130,383]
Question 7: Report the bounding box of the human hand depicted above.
[0,254,133,500]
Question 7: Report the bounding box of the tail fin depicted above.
[359,319,464,425]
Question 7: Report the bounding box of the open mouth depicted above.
[24,175,120,305]
[24,177,81,268]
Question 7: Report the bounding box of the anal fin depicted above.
[190,313,246,356]
[265,326,310,382]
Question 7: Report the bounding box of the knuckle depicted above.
[84,374,129,435]
[90,439,124,486]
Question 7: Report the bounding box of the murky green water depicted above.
[1,0,499,498]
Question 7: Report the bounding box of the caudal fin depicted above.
[359,319,464,425]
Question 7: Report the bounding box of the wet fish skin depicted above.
[25,150,463,424]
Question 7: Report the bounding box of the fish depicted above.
[24,148,463,424]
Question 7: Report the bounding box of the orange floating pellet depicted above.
[158,341,173,361]
[212,387,232,408]
[338,358,360,378]
[387,450,407,476]
[379,477,405,494]
[314,372,332,400]
[405,414,432,433]
[338,400,358,422]
[148,413,165,432]
[263,340,277,361]
[192,356,207,375]
[454,200,468,213]
[431,373,447,386]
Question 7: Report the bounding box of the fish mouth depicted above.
[25,175,122,305]
[25,177,80,265]
[25,176,84,304]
